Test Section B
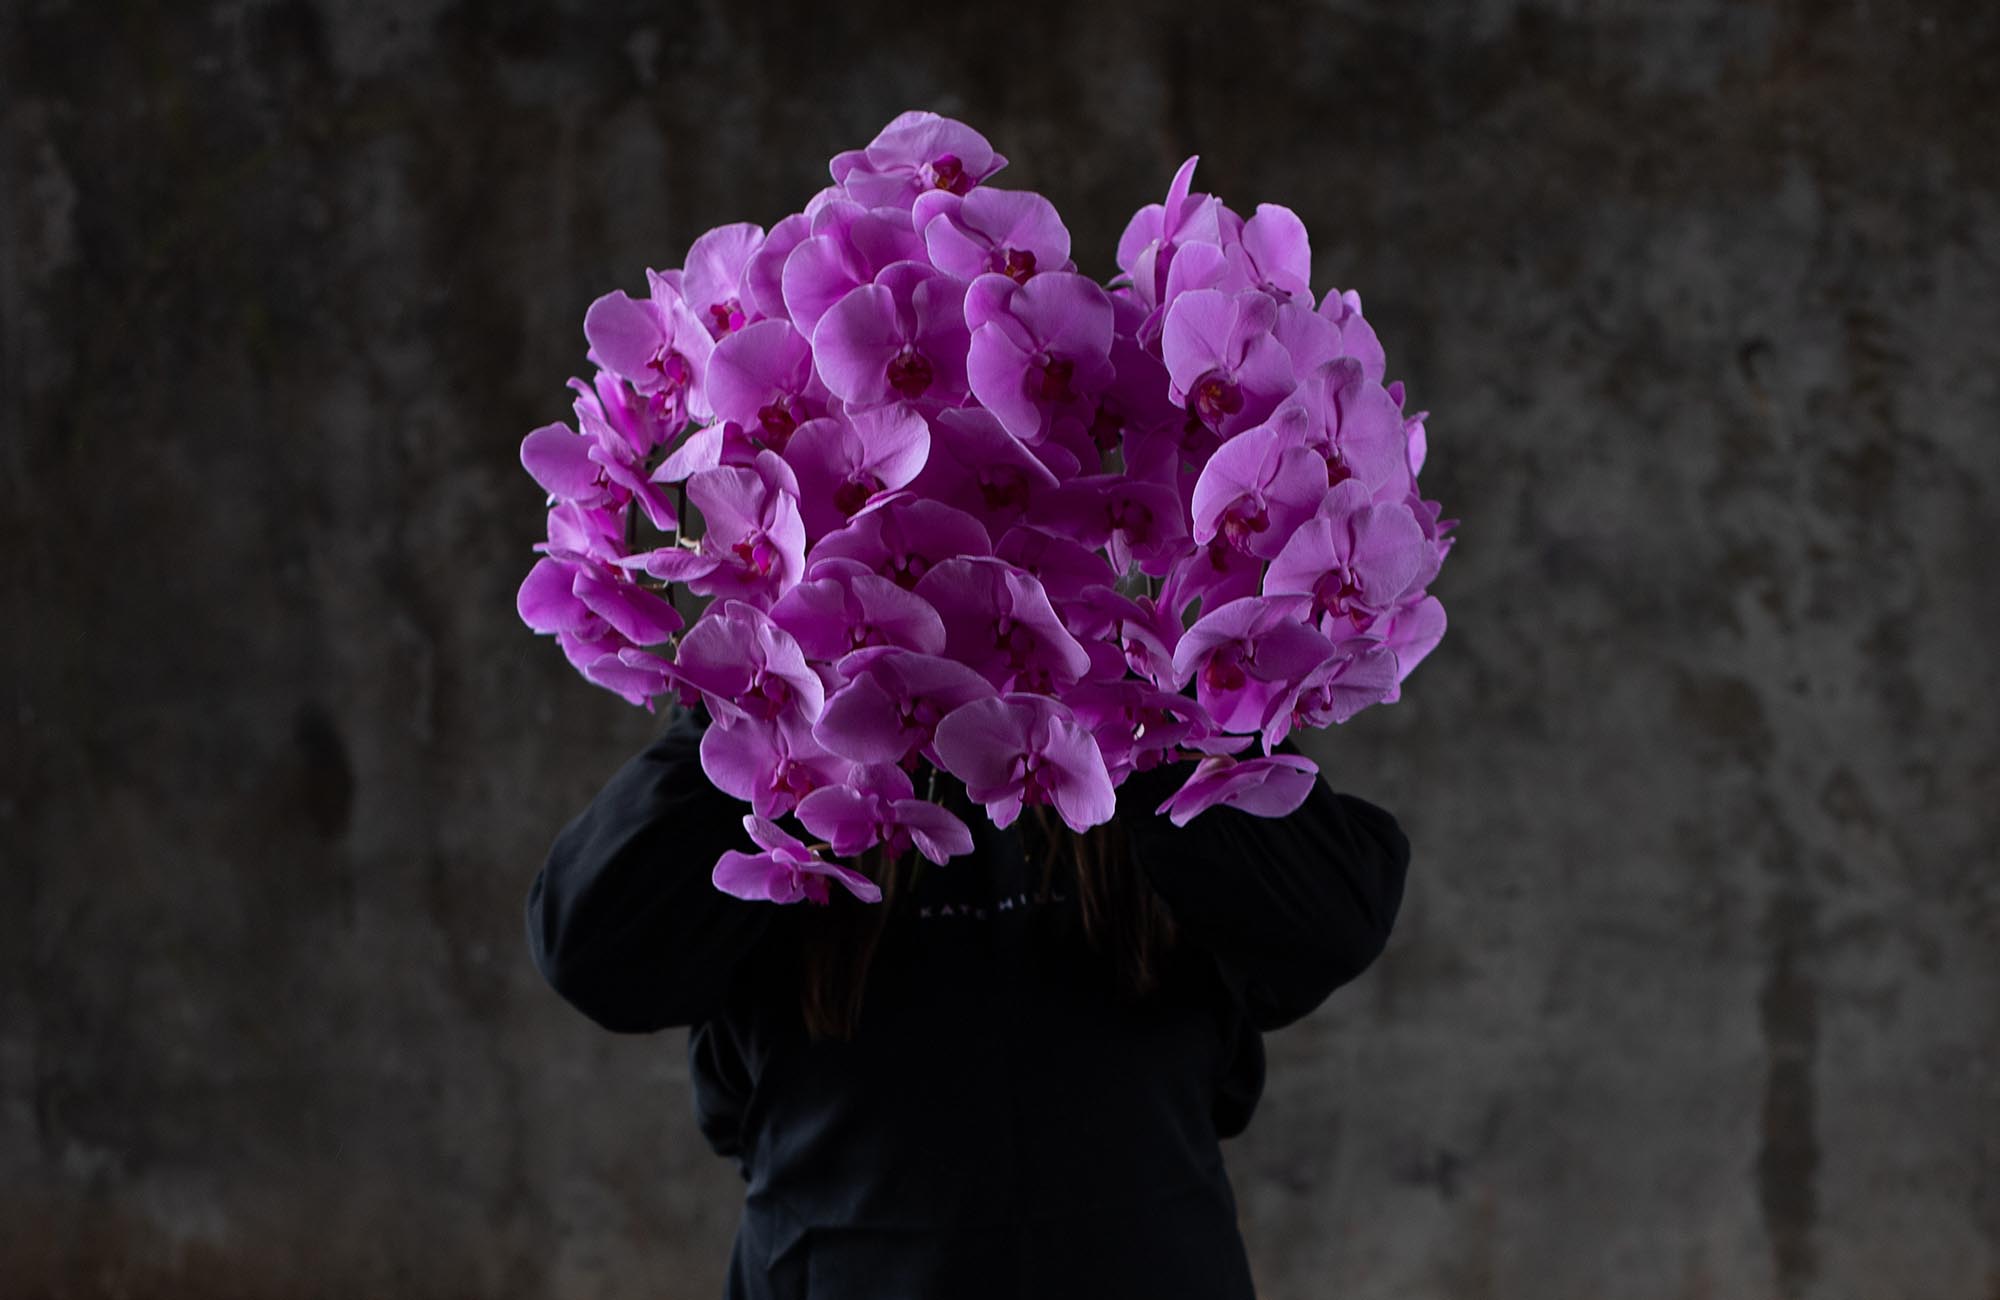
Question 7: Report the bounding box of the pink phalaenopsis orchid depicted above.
[932,693,1117,832]
[914,186,1072,284]
[830,110,1008,209]
[704,319,828,451]
[813,261,971,412]
[679,451,808,608]
[1263,478,1431,639]
[914,556,1094,696]
[682,222,764,340]
[1172,595,1337,739]
[583,276,714,428]
[1116,156,1222,313]
[814,646,996,766]
[811,496,993,590]
[1162,288,1295,437]
[1152,753,1321,827]
[1189,406,1329,561]
[964,271,1117,444]
[781,406,931,541]
[671,599,824,727]
[700,712,851,819]
[796,762,974,865]
[768,556,948,660]
[713,814,883,905]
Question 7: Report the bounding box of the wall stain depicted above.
[291,700,355,842]
[1757,887,1821,1299]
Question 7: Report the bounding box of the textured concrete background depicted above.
[3,1,1996,1297]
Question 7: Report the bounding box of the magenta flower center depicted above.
[886,347,934,398]
[929,153,968,194]
[894,694,945,756]
[744,670,794,719]
[731,533,780,577]
[1218,496,1270,553]
[1293,680,1337,725]
[997,247,1038,284]
[978,467,1031,513]
[833,472,884,516]
[651,350,692,390]
[709,298,746,336]
[1191,370,1242,426]
[1201,648,1248,693]
[1014,750,1059,806]
[993,615,1036,666]
[886,550,928,588]
[1030,355,1077,404]
[773,759,818,802]
[1313,567,1369,624]
[1107,496,1154,537]
[758,397,801,445]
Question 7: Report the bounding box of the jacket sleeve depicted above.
[1120,747,1412,1032]
[524,705,780,1033]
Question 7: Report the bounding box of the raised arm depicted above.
[524,705,779,1033]
[1120,749,1411,1031]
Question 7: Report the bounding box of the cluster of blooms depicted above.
[518,112,1452,905]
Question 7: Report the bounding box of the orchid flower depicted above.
[700,713,850,819]
[903,407,1063,530]
[712,814,882,905]
[671,599,824,727]
[781,406,931,541]
[1115,156,1222,312]
[1171,594,1336,737]
[1262,478,1431,639]
[1160,288,1296,439]
[1222,204,1314,306]
[1151,753,1321,827]
[682,222,765,339]
[914,556,1094,695]
[780,200,928,333]
[830,110,1008,209]
[1063,679,1210,783]
[768,556,948,659]
[1373,594,1448,702]
[964,270,1117,444]
[811,496,993,590]
[813,261,970,412]
[1190,406,1337,561]
[582,277,714,428]
[1273,640,1402,742]
[679,451,808,609]
[796,762,974,864]
[1317,288,1387,383]
[915,186,1072,284]
[704,319,829,451]
[932,693,1116,832]
[813,646,996,766]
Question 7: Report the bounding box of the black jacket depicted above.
[526,705,1410,1299]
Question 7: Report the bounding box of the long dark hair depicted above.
[797,804,1180,1041]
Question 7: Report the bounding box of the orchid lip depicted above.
[886,348,934,398]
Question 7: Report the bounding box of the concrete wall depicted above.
[3,1,1994,1296]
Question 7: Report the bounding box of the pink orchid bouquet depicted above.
[518,112,1452,905]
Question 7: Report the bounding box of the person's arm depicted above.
[1120,745,1411,1031]
[524,704,779,1033]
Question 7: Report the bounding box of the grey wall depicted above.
[4,1,1995,1297]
